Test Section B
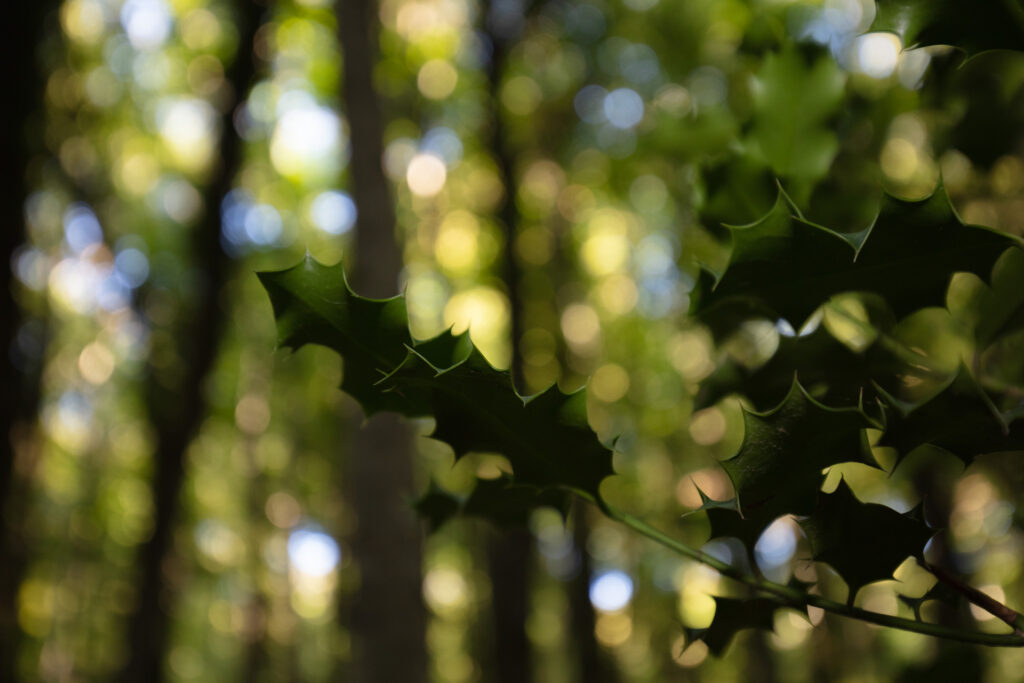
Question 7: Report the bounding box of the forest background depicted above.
[6,0,1024,681]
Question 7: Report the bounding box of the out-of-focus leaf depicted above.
[686,597,785,656]
[695,326,873,411]
[975,247,1024,346]
[799,479,934,599]
[871,0,1024,56]
[415,477,568,531]
[259,256,615,501]
[720,380,879,540]
[693,187,1019,333]
[414,483,463,532]
[749,46,845,182]
[699,156,777,231]
[876,366,1024,463]
[939,52,1024,168]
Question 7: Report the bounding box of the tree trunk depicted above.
[569,505,617,683]
[479,2,537,679]
[487,529,533,683]
[337,0,427,681]
[0,3,56,680]
[116,3,263,680]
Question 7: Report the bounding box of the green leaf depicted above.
[686,597,785,656]
[749,46,845,182]
[871,0,1024,56]
[259,256,615,500]
[876,366,1024,464]
[699,156,777,230]
[693,186,1019,332]
[975,247,1024,346]
[383,346,614,496]
[898,580,962,620]
[694,490,762,551]
[720,380,879,540]
[414,477,568,531]
[257,256,413,415]
[799,479,934,599]
[414,482,463,532]
[695,326,873,412]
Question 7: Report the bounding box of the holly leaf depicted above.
[258,256,615,501]
[748,46,845,182]
[382,346,613,496]
[415,477,568,531]
[876,366,1024,464]
[686,597,785,656]
[693,186,1019,333]
[898,579,962,619]
[799,479,934,600]
[694,490,762,550]
[695,326,873,412]
[257,256,413,415]
[871,0,1024,56]
[975,247,1024,347]
[414,482,463,532]
[699,156,777,231]
[720,380,879,541]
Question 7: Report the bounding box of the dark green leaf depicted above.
[696,326,873,412]
[876,366,1024,464]
[799,479,934,599]
[975,247,1024,346]
[699,156,777,232]
[383,346,614,496]
[693,186,1019,332]
[259,257,616,501]
[720,380,879,540]
[694,490,762,550]
[871,0,1024,56]
[414,482,463,532]
[257,256,412,415]
[898,579,962,620]
[686,597,785,656]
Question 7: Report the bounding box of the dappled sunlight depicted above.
[443,287,511,367]
[15,0,1024,679]
[270,99,344,183]
[406,153,447,197]
[854,33,901,79]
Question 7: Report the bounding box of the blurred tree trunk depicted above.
[0,3,55,681]
[569,505,618,683]
[480,3,536,680]
[337,1,428,681]
[116,3,263,681]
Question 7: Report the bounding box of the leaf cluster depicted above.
[257,0,1024,657]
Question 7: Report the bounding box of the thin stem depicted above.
[577,492,1024,647]
[924,561,1024,633]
